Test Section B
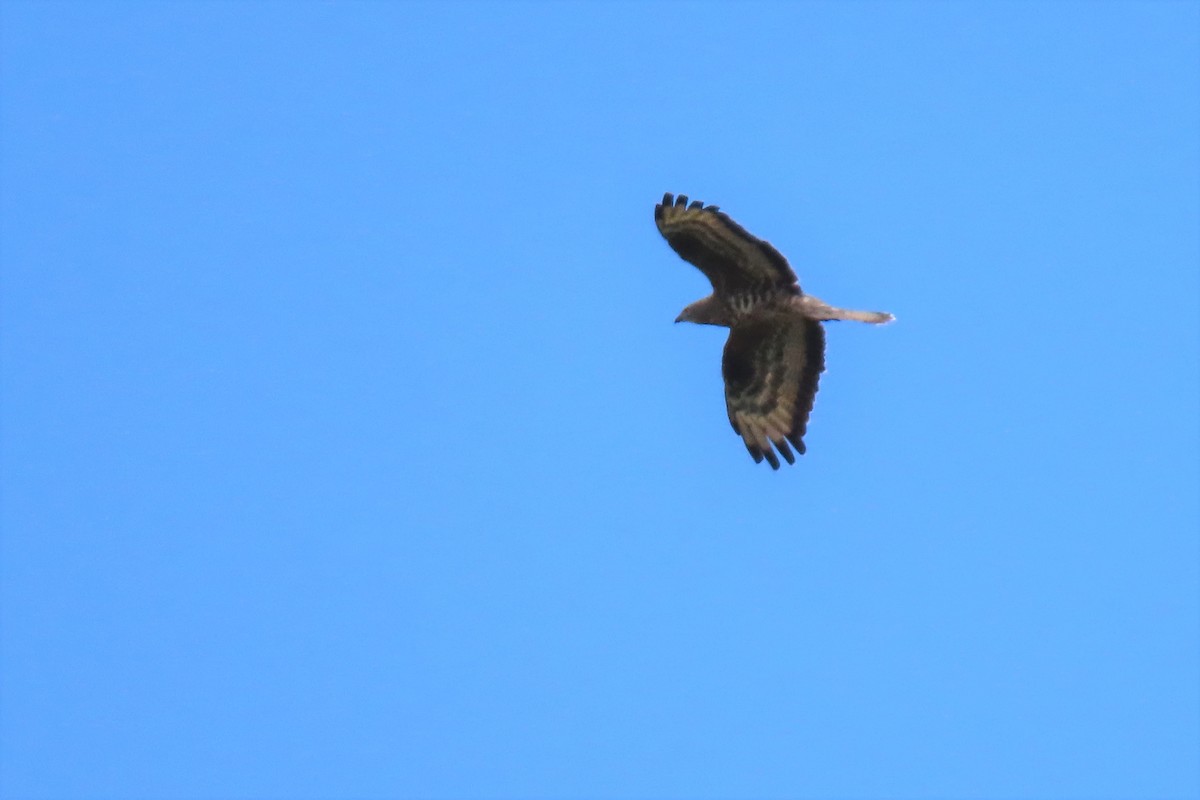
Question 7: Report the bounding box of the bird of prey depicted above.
[654,192,893,469]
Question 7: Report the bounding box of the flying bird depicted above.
[654,192,893,469]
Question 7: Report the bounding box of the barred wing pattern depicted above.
[654,193,799,296]
[723,314,826,469]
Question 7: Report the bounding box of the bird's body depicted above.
[654,192,893,469]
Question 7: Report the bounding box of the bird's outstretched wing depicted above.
[654,193,799,297]
[722,313,826,469]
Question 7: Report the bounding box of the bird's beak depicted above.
[674,314,684,323]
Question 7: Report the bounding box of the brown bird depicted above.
[654,192,893,469]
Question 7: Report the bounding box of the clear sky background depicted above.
[2,2,1198,798]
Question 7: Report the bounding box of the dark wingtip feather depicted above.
[786,431,807,455]
[747,443,764,464]
[676,194,689,207]
[688,199,703,210]
[775,439,795,465]
[655,193,673,223]
[763,448,781,470]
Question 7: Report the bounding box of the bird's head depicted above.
[675,295,729,327]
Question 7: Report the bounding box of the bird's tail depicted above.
[796,295,895,324]
[836,309,895,324]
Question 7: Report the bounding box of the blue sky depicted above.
[2,2,1198,798]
